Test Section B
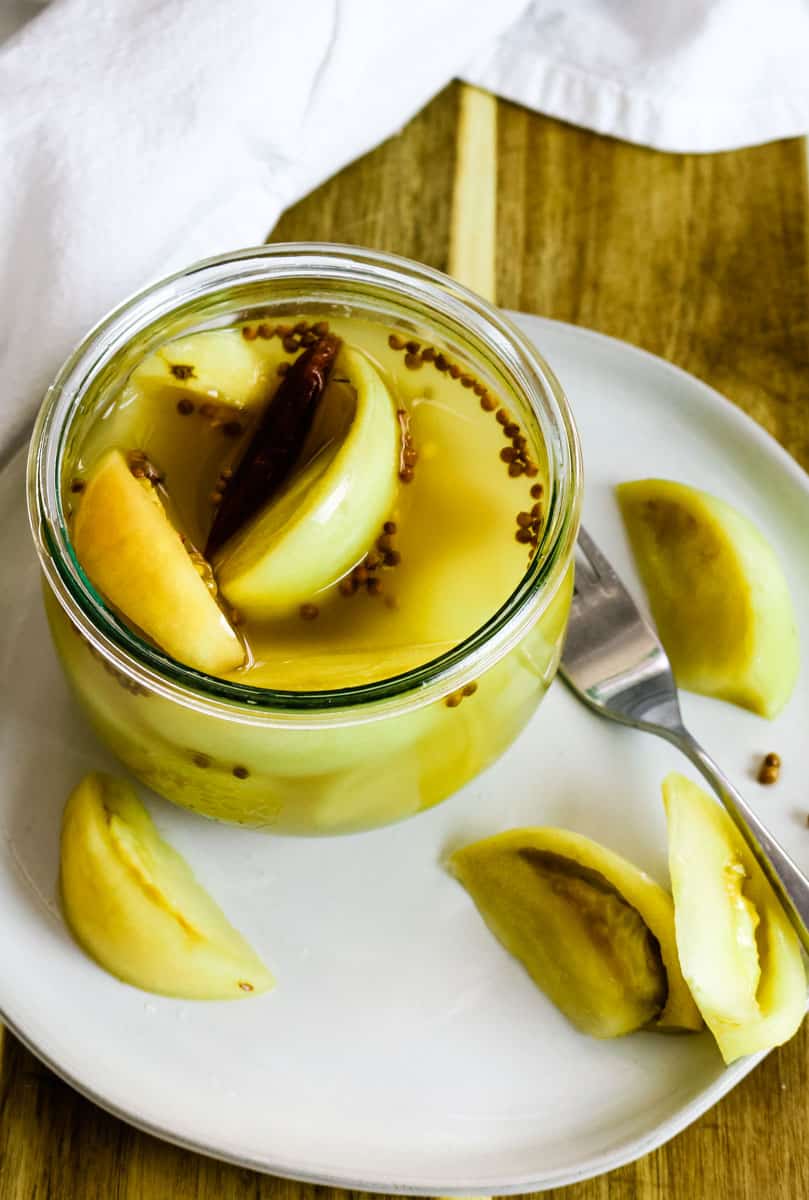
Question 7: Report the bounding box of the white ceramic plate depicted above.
[2,315,808,1195]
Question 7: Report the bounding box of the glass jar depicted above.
[28,245,582,834]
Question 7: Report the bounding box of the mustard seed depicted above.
[480,393,497,412]
[500,447,517,463]
[404,352,422,370]
[462,682,478,697]
[758,753,781,784]
[354,565,369,585]
[531,502,542,518]
[367,577,382,595]
[242,325,257,340]
[509,462,524,477]
[377,533,394,552]
[199,402,217,418]
[422,346,436,362]
[257,323,273,339]
[445,692,462,708]
[301,331,318,346]
[222,420,243,438]
[299,603,319,621]
[283,335,299,353]
[294,321,308,334]
[365,551,382,570]
[403,448,418,467]
[400,467,415,483]
[405,340,420,355]
[383,520,397,535]
[496,409,510,425]
[277,361,290,376]
[449,363,461,380]
[233,765,249,780]
[176,398,194,415]
[435,354,449,372]
[210,491,223,504]
[193,753,211,768]
[516,512,533,527]
[384,550,401,567]
[70,479,85,494]
[340,578,358,596]
[516,528,532,543]
[504,422,520,439]
[531,483,544,499]
[313,321,330,336]
[460,374,474,388]
[388,333,406,350]
[473,382,486,396]
[524,462,540,477]
[276,324,291,336]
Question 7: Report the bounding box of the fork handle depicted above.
[669,729,809,956]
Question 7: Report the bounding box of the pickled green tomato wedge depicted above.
[617,479,799,718]
[72,449,244,675]
[61,773,273,999]
[214,346,400,618]
[130,328,283,410]
[663,772,806,1063]
[450,828,702,1038]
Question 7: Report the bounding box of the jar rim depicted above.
[28,243,582,725]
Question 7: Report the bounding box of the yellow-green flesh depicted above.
[663,772,806,1063]
[61,772,274,999]
[617,478,799,718]
[450,827,701,1038]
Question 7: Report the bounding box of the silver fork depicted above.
[560,526,809,952]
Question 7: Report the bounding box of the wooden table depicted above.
[3,84,809,1199]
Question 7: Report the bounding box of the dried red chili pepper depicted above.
[205,334,341,555]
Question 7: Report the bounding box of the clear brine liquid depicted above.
[68,315,547,690]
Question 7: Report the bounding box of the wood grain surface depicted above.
[3,83,809,1199]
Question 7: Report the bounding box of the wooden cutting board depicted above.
[3,82,808,1200]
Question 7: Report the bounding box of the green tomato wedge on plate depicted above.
[61,773,274,1000]
[617,478,799,718]
[449,827,701,1038]
[663,772,806,1063]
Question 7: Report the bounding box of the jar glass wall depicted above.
[28,245,582,834]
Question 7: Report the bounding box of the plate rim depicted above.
[0,1006,767,1195]
[2,312,806,1194]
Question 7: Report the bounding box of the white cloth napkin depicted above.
[3,0,809,465]
[465,0,809,155]
[0,0,528,459]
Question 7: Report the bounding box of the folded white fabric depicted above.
[3,0,809,465]
[464,0,809,155]
[0,0,527,458]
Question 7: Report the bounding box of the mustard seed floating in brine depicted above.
[67,313,549,690]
